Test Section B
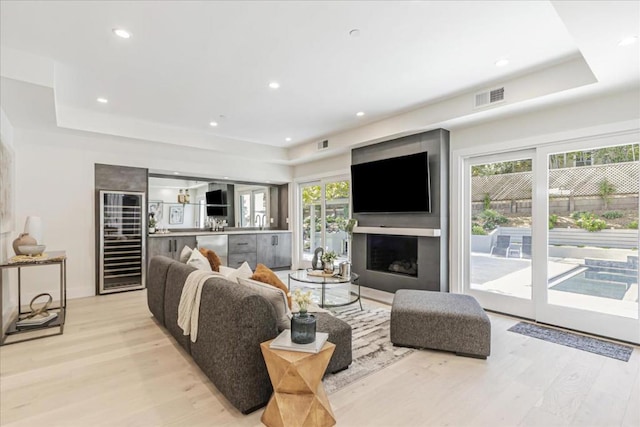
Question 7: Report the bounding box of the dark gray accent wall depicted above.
[351,129,449,293]
[268,185,289,230]
[277,184,289,230]
[95,164,148,192]
[207,182,235,226]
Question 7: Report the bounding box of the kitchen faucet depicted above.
[255,214,265,230]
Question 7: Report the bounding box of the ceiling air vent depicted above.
[474,87,505,108]
[317,140,329,150]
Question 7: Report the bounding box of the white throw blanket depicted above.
[178,270,222,342]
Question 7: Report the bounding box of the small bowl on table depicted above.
[18,245,46,256]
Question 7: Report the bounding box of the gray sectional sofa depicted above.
[146,255,352,414]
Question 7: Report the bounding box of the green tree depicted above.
[471,160,532,176]
[598,178,615,210]
[549,144,639,169]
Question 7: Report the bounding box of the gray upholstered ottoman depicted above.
[390,290,491,358]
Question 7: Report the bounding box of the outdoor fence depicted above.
[471,161,639,215]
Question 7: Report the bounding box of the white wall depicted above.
[292,153,351,180]
[1,107,17,333]
[13,126,292,301]
[450,89,640,151]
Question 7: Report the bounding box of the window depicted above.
[237,187,269,228]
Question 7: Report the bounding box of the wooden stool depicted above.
[260,340,336,427]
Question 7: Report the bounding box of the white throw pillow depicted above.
[218,265,236,277]
[186,248,212,272]
[226,261,253,284]
[179,245,193,263]
[238,277,292,330]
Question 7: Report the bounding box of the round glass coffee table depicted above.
[288,269,361,309]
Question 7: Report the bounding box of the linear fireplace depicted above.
[367,235,418,277]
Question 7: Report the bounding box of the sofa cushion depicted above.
[238,277,291,330]
[199,248,222,272]
[164,261,200,352]
[179,245,193,263]
[187,248,212,271]
[221,261,253,283]
[251,264,292,308]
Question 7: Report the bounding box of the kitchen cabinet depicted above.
[228,234,257,270]
[257,233,292,269]
[147,235,196,265]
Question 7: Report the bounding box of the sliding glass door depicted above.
[465,150,535,318]
[299,177,350,266]
[536,141,639,342]
[462,139,639,343]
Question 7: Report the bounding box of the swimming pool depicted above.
[549,266,637,300]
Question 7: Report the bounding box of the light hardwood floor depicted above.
[1,290,638,427]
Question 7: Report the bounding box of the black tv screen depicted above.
[351,151,431,213]
[206,190,227,216]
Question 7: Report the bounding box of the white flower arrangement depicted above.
[292,288,313,314]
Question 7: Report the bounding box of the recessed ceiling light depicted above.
[209,121,218,127]
[173,172,180,175]
[349,29,360,37]
[495,58,509,67]
[356,111,365,117]
[224,176,229,179]
[618,36,638,46]
[266,180,271,183]
[96,97,108,104]
[268,82,280,89]
[112,28,131,39]
[285,137,292,142]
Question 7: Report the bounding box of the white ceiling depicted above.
[1,1,638,162]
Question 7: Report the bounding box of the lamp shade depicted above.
[24,216,43,244]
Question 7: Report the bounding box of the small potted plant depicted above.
[321,250,337,274]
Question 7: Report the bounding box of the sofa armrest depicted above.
[146,255,174,326]
[190,278,279,414]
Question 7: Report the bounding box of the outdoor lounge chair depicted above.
[522,235,532,259]
[490,235,511,257]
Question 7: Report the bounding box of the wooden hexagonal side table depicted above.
[260,340,336,427]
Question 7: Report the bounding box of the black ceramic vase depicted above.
[291,312,316,344]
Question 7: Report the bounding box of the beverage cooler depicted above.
[98,190,146,294]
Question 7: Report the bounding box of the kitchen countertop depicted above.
[148,229,292,238]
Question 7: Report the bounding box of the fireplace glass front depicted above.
[367,235,418,277]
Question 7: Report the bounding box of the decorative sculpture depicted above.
[311,247,324,270]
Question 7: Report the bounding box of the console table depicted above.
[0,251,67,346]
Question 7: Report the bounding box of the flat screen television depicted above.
[205,190,227,216]
[351,151,431,213]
